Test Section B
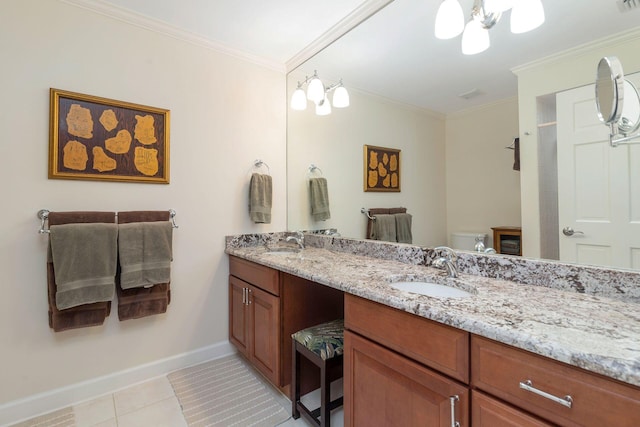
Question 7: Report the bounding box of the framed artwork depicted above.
[364,144,401,192]
[49,88,170,183]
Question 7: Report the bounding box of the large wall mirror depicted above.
[287,0,640,270]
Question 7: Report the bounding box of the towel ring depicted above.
[360,208,376,221]
[308,164,323,176]
[253,159,270,174]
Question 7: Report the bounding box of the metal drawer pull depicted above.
[519,380,573,408]
[449,395,460,427]
[242,288,246,304]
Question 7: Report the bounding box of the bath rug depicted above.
[9,407,75,427]
[168,354,290,427]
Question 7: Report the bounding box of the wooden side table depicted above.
[491,226,522,256]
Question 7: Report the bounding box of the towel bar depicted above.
[360,208,376,220]
[37,209,179,233]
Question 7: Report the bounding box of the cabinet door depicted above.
[345,330,468,427]
[249,284,281,386]
[229,276,249,356]
[472,390,553,427]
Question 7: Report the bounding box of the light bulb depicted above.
[307,76,325,104]
[434,0,465,40]
[484,0,513,13]
[290,87,307,111]
[332,86,350,108]
[510,0,545,34]
[461,19,490,55]
[316,95,332,116]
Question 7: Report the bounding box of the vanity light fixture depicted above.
[291,71,350,115]
[435,0,545,55]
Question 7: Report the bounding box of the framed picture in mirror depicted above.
[364,144,400,192]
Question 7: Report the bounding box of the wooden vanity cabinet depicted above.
[344,294,469,427]
[472,390,553,426]
[229,257,280,386]
[471,336,640,427]
[228,256,344,395]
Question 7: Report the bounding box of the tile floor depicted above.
[13,362,344,427]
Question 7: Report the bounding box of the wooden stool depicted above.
[292,319,344,427]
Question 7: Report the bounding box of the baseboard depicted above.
[0,340,236,426]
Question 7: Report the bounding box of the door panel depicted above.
[556,73,640,268]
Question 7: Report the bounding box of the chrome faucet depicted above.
[286,231,305,249]
[433,246,458,278]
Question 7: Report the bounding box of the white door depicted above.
[556,74,640,269]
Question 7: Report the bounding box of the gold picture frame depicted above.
[49,88,170,183]
[364,144,401,192]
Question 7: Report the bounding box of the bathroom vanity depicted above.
[226,233,640,426]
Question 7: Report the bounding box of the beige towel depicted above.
[309,177,331,221]
[395,213,413,244]
[371,214,397,242]
[118,221,173,289]
[49,223,118,310]
[249,173,272,223]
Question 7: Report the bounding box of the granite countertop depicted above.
[226,245,640,388]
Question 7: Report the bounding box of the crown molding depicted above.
[446,96,519,120]
[59,0,285,72]
[511,27,640,75]
[285,0,394,73]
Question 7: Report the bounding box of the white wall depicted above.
[445,98,521,248]
[514,29,640,258]
[287,78,447,246]
[0,0,285,415]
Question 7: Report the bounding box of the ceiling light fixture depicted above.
[435,0,545,55]
[291,71,350,115]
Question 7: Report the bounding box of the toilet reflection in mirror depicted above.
[595,56,640,147]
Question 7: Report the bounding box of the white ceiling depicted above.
[98,0,368,64]
[92,0,640,114]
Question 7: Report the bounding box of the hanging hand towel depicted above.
[249,173,272,223]
[371,214,397,242]
[309,177,331,221]
[49,223,118,310]
[395,213,413,244]
[118,221,173,289]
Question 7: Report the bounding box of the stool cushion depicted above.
[292,319,344,360]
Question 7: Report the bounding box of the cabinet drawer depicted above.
[345,294,469,383]
[471,336,640,427]
[229,256,279,296]
[472,390,552,427]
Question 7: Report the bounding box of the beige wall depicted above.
[287,79,448,246]
[0,0,285,415]
[445,98,521,248]
[515,29,640,258]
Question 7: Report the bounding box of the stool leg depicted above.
[321,360,330,427]
[292,339,300,419]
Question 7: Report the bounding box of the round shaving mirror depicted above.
[595,56,640,135]
[595,56,624,126]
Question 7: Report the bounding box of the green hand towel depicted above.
[395,213,413,244]
[49,223,118,310]
[309,177,331,221]
[118,221,173,289]
[371,214,397,242]
[249,173,272,223]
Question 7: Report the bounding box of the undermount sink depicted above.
[264,246,300,255]
[390,281,473,298]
